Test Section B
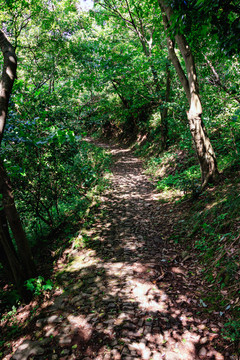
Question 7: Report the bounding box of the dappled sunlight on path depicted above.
[9,141,228,360]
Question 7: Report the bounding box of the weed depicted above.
[25,276,54,296]
[1,305,17,323]
[222,320,240,354]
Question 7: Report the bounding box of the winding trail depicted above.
[10,142,228,360]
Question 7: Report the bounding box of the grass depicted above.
[141,140,240,352]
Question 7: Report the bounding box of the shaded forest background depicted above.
[0,0,240,353]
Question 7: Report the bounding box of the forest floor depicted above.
[1,140,237,360]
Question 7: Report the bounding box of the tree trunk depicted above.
[187,112,218,188]
[0,209,17,284]
[0,160,36,279]
[0,205,28,298]
[0,29,36,297]
[0,30,17,145]
[159,1,218,187]
[160,62,171,150]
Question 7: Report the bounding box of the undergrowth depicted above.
[0,140,112,309]
[140,139,240,353]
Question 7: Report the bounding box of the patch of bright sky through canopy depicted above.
[77,0,94,12]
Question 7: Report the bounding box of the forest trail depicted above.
[10,141,228,360]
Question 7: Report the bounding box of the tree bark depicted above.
[0,160,36,278]
[159,1,219,188]
[0,199,31,301]
[0,29,36,297]
[160,62,171,150]
[0,30,17,145]
[0,206,24,291]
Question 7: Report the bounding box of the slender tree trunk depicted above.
[159,1,218,188]
[0,161,36,278]
[160,62,171,150]
[0,30,18,144]
[111,80,130,109]
[0,205,27,297]
[0,210,17,284]
[0,29,36,296]
[150,64,161,94]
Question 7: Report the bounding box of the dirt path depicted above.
[9,142,232,360]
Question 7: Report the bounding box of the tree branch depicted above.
[204,54,240,104]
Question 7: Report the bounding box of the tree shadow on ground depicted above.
[3,143,234,359]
